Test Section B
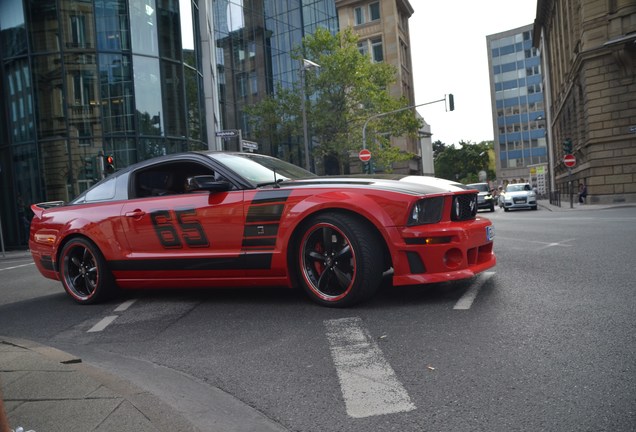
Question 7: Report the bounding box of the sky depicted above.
[409,1,538,146]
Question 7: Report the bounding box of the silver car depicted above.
[499,183,537,211]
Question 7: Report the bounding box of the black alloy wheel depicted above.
[59,238,116,304]
[297,213,383,307]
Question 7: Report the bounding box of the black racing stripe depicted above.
[243,224,279,237]
[246,204,284,222]
[109,253,272,271]
[242,238,276,247]
[252,189,292,204]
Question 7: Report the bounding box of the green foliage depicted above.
[433,140,496,183]
[245,28,421,173]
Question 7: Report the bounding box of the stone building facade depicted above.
[534,0,636,204]
[336,0,422,174]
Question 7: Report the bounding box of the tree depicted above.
[246,28,421,174]
[433,140,496,183]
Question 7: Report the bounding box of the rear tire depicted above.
[296,213,383,307]
[59,238,117,304]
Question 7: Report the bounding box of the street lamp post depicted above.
[300,59,320,172]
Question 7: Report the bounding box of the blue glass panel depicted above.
[133,55,163,136]
[96,0,130,51]
[499,44,515,55]
[502,80,517,90]
[0,0,28,57]
[130,0,158,56]
[501,62,516,72]
[508,150,522,159]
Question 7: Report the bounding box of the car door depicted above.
[115,162,246,283]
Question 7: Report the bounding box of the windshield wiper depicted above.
[257,177,289,188]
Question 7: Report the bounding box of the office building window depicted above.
[369,2,380,21]
[354,7,364,25]
[357,41,368,56]
[371,37,383,62]
[70,15,87,48]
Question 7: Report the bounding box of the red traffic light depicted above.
[104,154,115,175]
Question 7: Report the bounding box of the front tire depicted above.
[297,213,384,307]
[59,238,116,304]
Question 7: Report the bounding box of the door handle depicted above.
[125,209,146,218]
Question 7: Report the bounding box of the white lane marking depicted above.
[453,271,496,310]
[0,262,35,272]
[325,317,416,418]
[88,315,118,332]
[87,300,137,332]
[114,299,137,312]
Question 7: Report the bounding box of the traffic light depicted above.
[104,154,115,175]
[562,138,573,154]
[447,94,455,112]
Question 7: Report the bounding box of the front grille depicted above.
[451,193,478,221]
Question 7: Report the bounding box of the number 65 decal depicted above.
[150,208,209,248]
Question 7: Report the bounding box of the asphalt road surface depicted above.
[1,206,635,431]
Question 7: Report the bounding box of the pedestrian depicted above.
[578,182,587,204]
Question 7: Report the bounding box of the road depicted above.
[1,206,635,431]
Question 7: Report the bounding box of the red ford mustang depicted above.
[29,151,496,307]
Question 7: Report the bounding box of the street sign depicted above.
[629,125,636,134]
[215,130,239,138]
[359,149,371,162]
[241,140,258,150]
[563,154,576,168]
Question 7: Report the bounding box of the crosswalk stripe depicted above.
[325,317,416,418]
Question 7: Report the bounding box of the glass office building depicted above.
[213,0,337,165]
[0,0,208,247]
[487,24,548,187]
[0,0,338,248]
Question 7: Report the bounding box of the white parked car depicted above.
[499,183,537,211]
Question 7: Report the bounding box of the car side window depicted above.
[133,161,221,198]
[84,177,117,202]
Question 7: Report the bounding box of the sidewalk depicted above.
[0,337,197,432]
[537,198,635,212]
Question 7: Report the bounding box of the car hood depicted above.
[277,175,470,196]
[505,190,534,198]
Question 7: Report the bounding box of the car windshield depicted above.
[506,184,531,192]
[467,183,490,192]
[211,153,316,185]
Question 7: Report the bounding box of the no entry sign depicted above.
[563,154,576,168]
[359,149,372,162]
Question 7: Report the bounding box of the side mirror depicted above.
[185,175,231,192]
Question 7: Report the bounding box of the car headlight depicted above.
[407,196,444,226]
